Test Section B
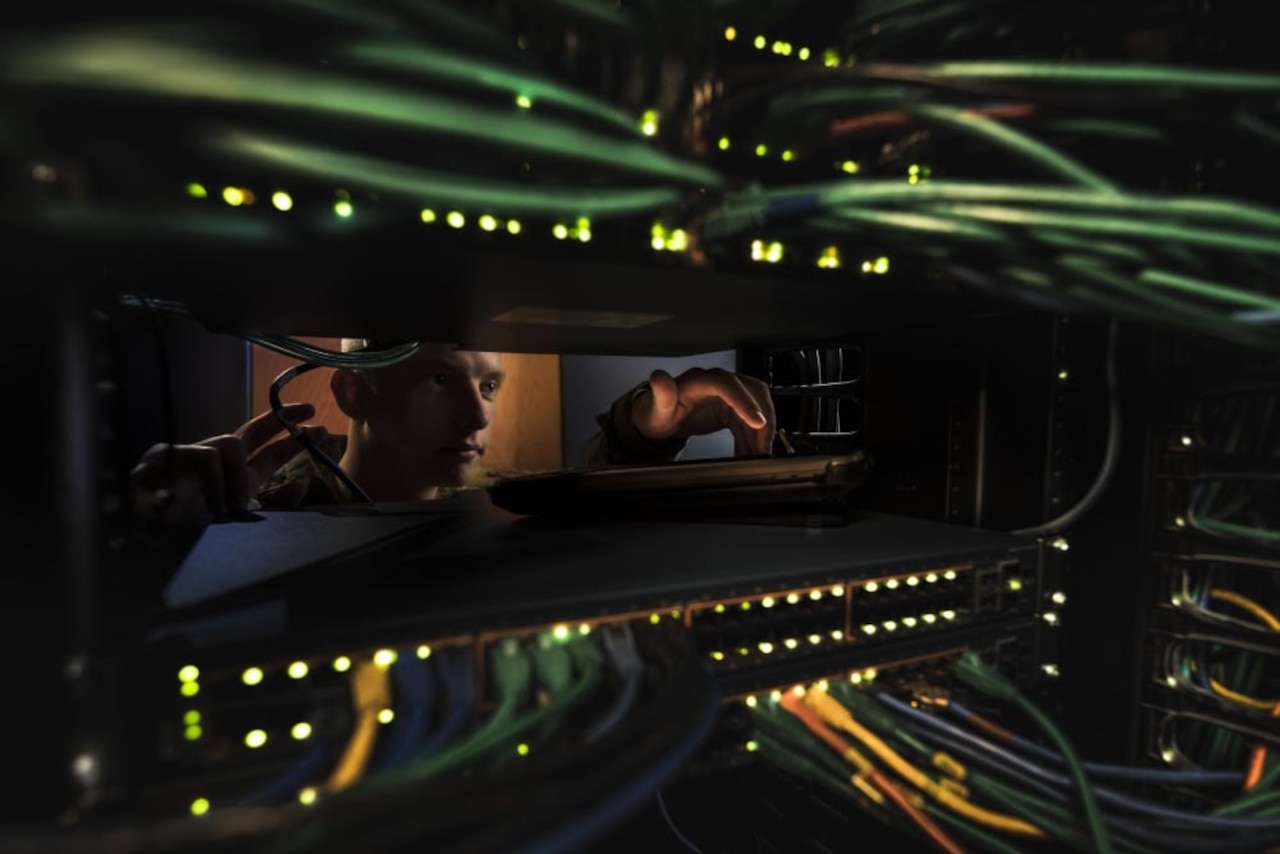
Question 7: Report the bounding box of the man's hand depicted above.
[631,368,776,456]
[130,403,328,523]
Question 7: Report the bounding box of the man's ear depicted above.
[331,369,368,420]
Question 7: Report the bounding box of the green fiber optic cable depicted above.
[210,130,682,217]
[822,207,1008,242]
[343,41,638,134]
[7,35,720,188]
[1046,119,1167,141]
[1138,270,1280,314]
[907,103,1117,192]
[922,62,1280,92]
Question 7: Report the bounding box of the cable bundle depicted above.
[753,653,1280,853]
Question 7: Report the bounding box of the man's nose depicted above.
[459,385,491,433]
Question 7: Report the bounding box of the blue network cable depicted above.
[237,741,336,806]
[374,653,436,771]
[416,647,474,759]
[586,626,644,743]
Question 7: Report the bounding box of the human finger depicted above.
[199,435,251,512]
[738,374,777,455]
[182,444,227,515]
[246,425,329,489]
[677,369,768,431]
[234,403,316,451]
[631,370,680,441]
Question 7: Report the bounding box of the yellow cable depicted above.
[324,661,392,793]
[1210,589,1280,632]
[1210,678,1280,712]
[806,690,1045,838]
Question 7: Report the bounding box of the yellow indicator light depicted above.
[478,214,498,232]
[831,630,844,640]
[649,614,661,625]
[764,242,783,263]
[1008,578,1023,592]
[902,617,918,628]
[222,187,244,206]
[862,624,877,635]
[885,579,900,590]
[745,695,758,708]
[753,35,767,49]
[864,668,878,682]
[831,585,844,597]
[850,672,863,684]
[925,573,938,583]
[670,609,680,619]
[180,682,200,697]
[555,623,572,639]
[718,137,731,151]
[184,725,202,741]
[178,666,200,683]
[651,235,666,251]
[746,740,759,752]
[292,722,313,741]
[190,798,210,816]
[750,239,765,261]
[517,743,530,757]
[840,160,860,175]
[792,685,806,697]
[883,621,898,632]
[906,576,920,587]
[755,143,768,157]
[711,651,725,661]
[807,634,822,645]
[781,149,795,162]
[420,208,437,223]
[1057,369,1069,381]
[507,219,522,235]
[1160,747,1177,763]
[809,590,823,601]
[738,647,750,657]
[640,109,659,137]
[516,94,532,109]
[377,709,395,725]
[943,570,958,581]
[579,623,591,636]
[668,229,688,251]
[1174,516,1187,528]
[1180,435,1194,447]
[1052,591,1067,605]
[1043,664,1061,678]
[183,710,201,726]
[1051,538,1070,552]
[287,661,309,680]
[740,601,752,611]
[758,642,775,654]
[762,596,776,608]
[798,47,811,61]
[298,788,318,806]
[271,191,293,211]
[577,228,592,243]
[446,211,465,229]
[784,638,799,650]
[417,645,432,660]
[873,256,890,274]
[724,26,737,41]
[334,656,352,673]
[923,613,937,624]
[862,260,873,273]
[771,41,785,54]
[823,48,840,68]
[786,593,801,605]
[186,182,208,199]
[941,610,957,621]
[864,582,879,593]
[714,604,726,614]
[373,649,397,668]
[245,730,267,749]
[817,679,829,692]
[1043,612,1059,625]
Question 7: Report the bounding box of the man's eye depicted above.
[482,380,501,395]
[432,373,449,386]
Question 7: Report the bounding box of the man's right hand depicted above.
[130,403,328,523]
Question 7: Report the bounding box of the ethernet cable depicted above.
[804,688,1045,838]
[324,660,393,793]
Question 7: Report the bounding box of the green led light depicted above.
[552,223,569,240]
[507,219,522,235]
[184,724,202,741]
[841,160,860,174]
[221,187,244,207]
[291,722,313,740]
[420,208,437,224]
[753,35,767,50]
[478,214,498,232]
[242,667,264,686]
[190,798,210,816]
[798,47,811,61]
[781,149,795,162]
[333,200,353,218]
[515,94,532,109]
[873,256,890,275]
[717,137,730,151]
[517,742,530,756]
[755,143,769,157]
[377,708,395,725]
[417,644,432,659]
[186,182,208,199]
[640,109,659,137]
[823,48,840,68]
[446,211,465,229]
[180,681,200,697]
[287,661,309,680]
[333,656,352,672]
[373,649,397,668]
[244,729,267,749]
[183,710,201,726]
[271,191,293,211]
[554,623,571,639]
[178,665,200,683]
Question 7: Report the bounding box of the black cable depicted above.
[140,295,179,500]
[268,363,373,503]
[656,789,702,854]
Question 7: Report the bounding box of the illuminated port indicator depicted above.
[287,661,309,680]
[740,601,752,611]
[830,630,844,640]
[809,590,823,601]
[784,638,799,650]
[758,642,775,655]
[291,722,313,740]
[762,596,776,608]
[333,656,352,673]
[377,709,395,725]
[925,573,938,584]
[298,788,318,806]
[943,570,958,581]
[190,798,210,816]
[807,634,822,646]
[745,695,758,708]
[241,667,264,686]
[883,621,898,632]
[244,730,267,749]
[1007,578,1023,592]
[831,585,844,596]
[786,593,801,605]
[417,645,432,659]
[1052,591,1067,605]
[738,647,750,657]
[864,582,879,593]
[922,613,937,624]
[902,616,918,628]
[906,576,920,587]
[941,610,957,621]
[710,651,725,661]
[373,649,397,668]
[850,672,863,684]
[770,690,783,702]
[746,740,758,752]
[1043,612,1060,626]
[178,666,200,683]
[885,579,900,590]
[714,604,726,614]
[861,624,877,635]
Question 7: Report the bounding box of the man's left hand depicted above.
[631,368,777,456]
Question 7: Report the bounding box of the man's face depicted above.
[365,347,504,489]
